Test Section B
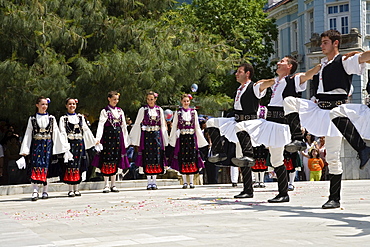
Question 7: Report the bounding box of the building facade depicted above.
[267,0,370,180]
[266,0,370,104]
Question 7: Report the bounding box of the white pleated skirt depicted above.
[206,117,291,148]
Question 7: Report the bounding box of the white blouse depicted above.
[59,113,96,150]
[20,114,69,156]
[95,107,130,148]
[168,108,208,148]
[130,106,169,147]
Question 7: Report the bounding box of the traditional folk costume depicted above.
[251,145,269,188]
[92,105,130,192]
[169,107,208,188]
[233,75,305,202]
[59,113,95,196]
[20,113,69,200]
[283,151,302,191]
[206,81,266,198]
[283,53,370,208]
[130,105,168,189]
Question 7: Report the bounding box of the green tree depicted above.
[181,0,278,95]
[0,0,235,128]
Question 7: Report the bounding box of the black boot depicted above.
[284,112,307,153]
[231,131,255,167]
[332,117,370,169]
[268,165,289,203]
[322,174,341,209]
[234,167,253,198]
[207,127,227,163]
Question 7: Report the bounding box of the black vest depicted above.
[312,54,352,98]
[282,75,302,99]
[234,82,260,115]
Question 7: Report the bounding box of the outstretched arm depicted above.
[299,64,321,84]
[343,51,370,63]
[359,50,370,64]
[257,78,275,92]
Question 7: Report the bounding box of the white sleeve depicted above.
[342,53,365,75]
[194,111,208,148]
[129,107,144,146]
[52,116,70,154]
[19,117,33,156]
[168,111,179,147]
[81,116,96,149]
[294,74,307,92]
[253,83,267,99]
[95,109,108,142]
[159,107,169,147]
[59,116,70,149]
[120,110,130,148]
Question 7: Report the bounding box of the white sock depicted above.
[73,184,78,191]
[189,175,194,184]
[69,185,73,192]
[182,175,187,184]
[289,171,296,185]
[104,176,110,187]
[253,172,260,183]
[42,185,48,193]
[152,175,157,185]
[32,183,39,193]
[147,175,152,185]
[259,172,265,183]
[110,175,116,187]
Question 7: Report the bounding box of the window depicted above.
[307,10,314,40]
[292,21,298,51]
[327,3,349,34]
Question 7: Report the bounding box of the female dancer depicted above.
[59,98,96,197]
[20,96,69,201]
[92,91,130,193]
[169,94,208,189]
[130,91,168,190]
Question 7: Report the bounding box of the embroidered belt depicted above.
[142,125,160,132]
[180,129,195,135]
[67,133,83,140]
[234,114,257,121]
[266,110,285,119]
[317,100,346,109]
[33,133,51,140]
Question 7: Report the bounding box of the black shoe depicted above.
[253,182,260,188]
[284,140,307,153]
[31,192,39,201]
[359,146,370,169]
[288,184,295,191]
[182,183,188,189]
[268,194,289,203]
[110,186,119,192]
[41,192,48,199]
[322,199,340,209]
[208,153,227,163]
[68,191,75,197]
[232,183,238,187]
[189,183,195,189]
[234,192,253,198]
[74,191,81,196]
[231,156,254,167]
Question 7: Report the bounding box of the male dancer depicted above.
[206,63,266,199]
[233,56,320,202]
[283,29,370,209]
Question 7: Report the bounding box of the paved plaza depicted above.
[1,180,370,247]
